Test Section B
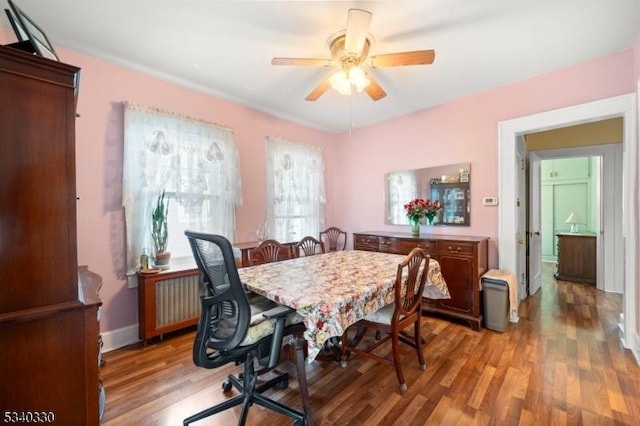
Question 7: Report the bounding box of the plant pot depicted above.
[154,252,171,270]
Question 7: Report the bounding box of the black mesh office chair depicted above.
[183,231,307,425]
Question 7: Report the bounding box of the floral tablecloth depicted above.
[238,250,449,362]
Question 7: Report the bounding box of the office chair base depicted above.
[223,370,290,393]
[184,353,305,426]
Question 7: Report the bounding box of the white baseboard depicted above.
[632,331,640,366]
[101,324,140,353]
[619,315,640,366]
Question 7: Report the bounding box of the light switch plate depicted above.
[483,196,498,206]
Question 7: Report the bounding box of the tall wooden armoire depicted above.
[0,45,102,424]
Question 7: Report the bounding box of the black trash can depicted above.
[481,273,509,332]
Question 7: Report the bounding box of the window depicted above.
[386,171,418,224]
[265,137,325,242]
[122,104,241,274]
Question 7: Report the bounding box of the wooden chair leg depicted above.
[414,320,425,370]
[390,331,407,393]
[340,329,350,368]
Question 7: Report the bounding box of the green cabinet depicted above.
[541,157,590,181]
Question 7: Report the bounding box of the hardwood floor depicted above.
[101,265,640,425]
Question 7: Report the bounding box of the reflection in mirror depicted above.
[385,163,471,226]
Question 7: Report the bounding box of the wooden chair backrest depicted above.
[319,227,347,252]
[248,239,293,266]
[393,247,430,319]
[294,236,326,257]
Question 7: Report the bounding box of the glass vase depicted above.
[410,218,420,236]
[426,215,435,226]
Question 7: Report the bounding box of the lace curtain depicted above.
[122,103,241,274]
[265,137,326,242]
[387,170,418,224]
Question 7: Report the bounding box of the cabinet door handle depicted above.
[448,246,461,252]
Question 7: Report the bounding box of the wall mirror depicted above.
[385,162,471,226]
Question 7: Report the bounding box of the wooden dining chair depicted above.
[340,247,430,393]
[293,235,325,257]
[319,226,347,252]
[247,239,293,266]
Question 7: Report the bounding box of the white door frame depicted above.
[498,93,637,353]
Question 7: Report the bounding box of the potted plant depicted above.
[151,190,170,268]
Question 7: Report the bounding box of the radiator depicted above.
[155,275,200,328]
[138,268,201,346]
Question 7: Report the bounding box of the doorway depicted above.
[529,146,623,296]
[497,93,637,351]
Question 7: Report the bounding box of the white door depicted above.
[528,153,542,295]
[516,137,527,299]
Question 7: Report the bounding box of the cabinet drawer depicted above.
[389,239,436,255]
[354,234,379,251]
[414,240,436,254]
[378,238,397,253]
[437,241,474,256]
[378,238,436,255]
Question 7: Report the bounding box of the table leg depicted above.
[292,334,314,426]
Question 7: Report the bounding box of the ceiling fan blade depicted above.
[364,74,386,101]
[272,57,333,67]
[369,50,436,68]
[344,8,372,55]
[305,75,332,101]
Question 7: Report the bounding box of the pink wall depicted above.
[636,37,640,82]
[70,51,339,332]
[334,49,636,269]
[2,25,638,338]
[0,26,338,332]
[67,51,338,332]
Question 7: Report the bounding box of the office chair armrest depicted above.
[262,305,296,319]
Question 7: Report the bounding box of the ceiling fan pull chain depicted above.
[349,94,355,135]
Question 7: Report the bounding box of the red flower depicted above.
[404,198,442,222]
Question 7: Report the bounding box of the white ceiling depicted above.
[4,0,639,133]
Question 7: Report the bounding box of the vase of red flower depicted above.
[404,198,442,236]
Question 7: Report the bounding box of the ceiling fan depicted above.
[271,8,435,102]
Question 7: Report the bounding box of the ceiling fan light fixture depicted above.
[330,66,370,96]
[329,70,352,95]
[349,66,370,92]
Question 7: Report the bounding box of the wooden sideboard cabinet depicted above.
[0,45,102,424]
[555,233,596,284]
[354,231,489,331]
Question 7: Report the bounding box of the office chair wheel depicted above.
[276,378,289,389]
[221,380,233,393]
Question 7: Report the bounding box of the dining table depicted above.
[238,249,450,363]
[238,249,449,425]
